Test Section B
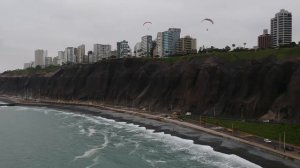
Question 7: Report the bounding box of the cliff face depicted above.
[0,57,300,120]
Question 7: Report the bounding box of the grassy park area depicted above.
[159,47,300,64]
[184,115,300,146]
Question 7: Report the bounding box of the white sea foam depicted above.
[85,156,100,168]
[79,128,86,134]
[139,130,261,168]
[96,116,115,123]
[15,107,29,111]
[43,110,49,115]
[129,140,140,155]
[48,109,261,168]
[75,133,109,160]
[107,120,261,168]
[87,127,96,137]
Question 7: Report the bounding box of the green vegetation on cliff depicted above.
[1,65,60,77]
[160,47,300,63]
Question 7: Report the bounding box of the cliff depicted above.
[1,56,300,121]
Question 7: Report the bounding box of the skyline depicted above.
[0,0,300,72]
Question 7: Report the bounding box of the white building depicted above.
[134,42,143,57]
[93,44,111,61]
[271,9,292,47]
[117,40,132,58]
[58,51,66,65]
[34,49,47,68]
[77,44,85,63]
[156,32,164,57]
[24,62,34,69]
[141,35,152,57]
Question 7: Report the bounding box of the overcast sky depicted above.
[0,0,299,72]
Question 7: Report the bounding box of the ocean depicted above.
[0,105,261,168]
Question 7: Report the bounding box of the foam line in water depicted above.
[85,156,100,168]
[138,130,261,168]
[102,119,261,168]
[75,132,109,160]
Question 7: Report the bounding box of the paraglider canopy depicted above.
[201,18,214,31]
[143,22,152,26]
[201,18,214,24]
[143,21,152,31]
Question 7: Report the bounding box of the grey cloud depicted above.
[0,0,299,72]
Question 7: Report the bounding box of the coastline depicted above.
[0,96,299,168]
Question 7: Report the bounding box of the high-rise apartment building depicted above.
[58,51,66,65]
[271,9,292,48]
[93,44,111,61]
[156,32,163,57]
[77,44,85,63]
[34,49,47,67]
[175,35,197,55]
[258,29,272,49]
[45,57,53,67]
[163,28,181,56]
[117,40,132,58]
[141,35,152,57]
[134,42,142,57]
[65,47,76,63]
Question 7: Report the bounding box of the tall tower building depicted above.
[58,51,66,65]
[34,49,47,68]
[65,47,76,63]
[156,32,163,57]
[141,35,152,57]
[163,28,181,56]
[77,44,85,63]
[117,40,132,58]
[271,9,292,48]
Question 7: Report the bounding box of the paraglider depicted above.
[143,21,152,31]
[201,18,214,24]
[201,18,214,31]
[143,21,152,26]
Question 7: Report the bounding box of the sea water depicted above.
[0,105,261,168]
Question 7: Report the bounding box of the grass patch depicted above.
[2,65,60,76]
[156,47,300,64]
[184,115,300,146]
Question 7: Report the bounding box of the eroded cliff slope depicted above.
[0,57,299,121]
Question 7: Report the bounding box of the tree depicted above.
[35,65,42,70]
[243,42,247,48]
[225,46,231,52]
[290,42,297,47]
[232,44,236,50]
